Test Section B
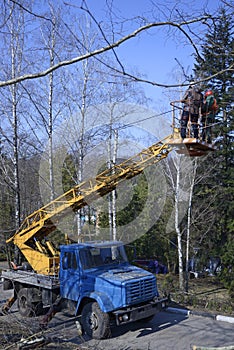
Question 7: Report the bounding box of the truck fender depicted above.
[76,291,114,314]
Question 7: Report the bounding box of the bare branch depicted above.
[102,62,234,88]
[0,16,213,88]
[80,0,125,72]
[9,0,52,22]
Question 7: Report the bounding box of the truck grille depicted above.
[125,277,156,304]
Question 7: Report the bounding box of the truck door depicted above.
[60,251,80,301]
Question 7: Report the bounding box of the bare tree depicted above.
[0,2,27,263]
[164,152,195,290]
[185,158,198,292]
[1,3,231,90]
[46,16,56,201]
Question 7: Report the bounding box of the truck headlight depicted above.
[119,313,129,323]
[122,314,129,322]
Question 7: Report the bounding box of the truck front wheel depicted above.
[81,302,111,339]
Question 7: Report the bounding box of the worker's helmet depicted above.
[205,90,213,97]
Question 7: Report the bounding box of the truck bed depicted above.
[1,269,60,290]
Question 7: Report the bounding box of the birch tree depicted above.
[44,13,56,201]
[0,2,28,263]
[37,5,69,202]
[62,17,107,241]
[164,153,194,290]
[185,158,197,292]
[173,157,185,290]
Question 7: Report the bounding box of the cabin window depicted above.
[62,252,77,270]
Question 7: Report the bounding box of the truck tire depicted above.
[81,302,111,339]
[17,288,43,317]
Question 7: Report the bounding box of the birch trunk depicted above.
[47,17,56,201]
[185,159,197,292]
[174,158,184,290]
[112,129,118,241]
[108,126,113,240]
[48,71,55,201]
[77,60,88,242]
[12,82,21,264]
[107,105,118,241]
[9,8,24,264]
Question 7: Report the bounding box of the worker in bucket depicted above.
[180,83,203,139]
[201,90,218,144]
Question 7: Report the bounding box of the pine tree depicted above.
[193,7,234,293]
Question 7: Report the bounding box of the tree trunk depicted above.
[77,60,88,242]
[12,83,21,264]
[174,161,184,290]
[107,106,118,241]
[185,159,197,292]
[48,18,56,201]
[112,129,118,241]
[108,125,113,240]
[9,9,24,264]
[48,70,55,201]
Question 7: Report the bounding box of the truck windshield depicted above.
[79,245,128,270]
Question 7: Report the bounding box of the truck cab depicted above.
[59,241,167,339]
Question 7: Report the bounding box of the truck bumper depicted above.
[113,297,168,326]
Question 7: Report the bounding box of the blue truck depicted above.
[2,240,167,339]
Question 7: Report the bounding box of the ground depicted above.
[157,274,234,316]
[0,262,233,349]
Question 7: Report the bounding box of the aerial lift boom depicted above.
[6,135,172,275]
[6,99,216,276]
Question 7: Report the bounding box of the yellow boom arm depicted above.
[6,136,172,275]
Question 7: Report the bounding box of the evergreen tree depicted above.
[193,7,234,293]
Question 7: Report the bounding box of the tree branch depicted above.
[9,0,52,23]
[0,16,212,88]
[80,0,126,73]
[98,61,234,88]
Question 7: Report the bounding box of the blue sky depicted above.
[84,0,224,107]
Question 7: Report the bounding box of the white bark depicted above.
[174,158,184,290]
[164,154,194,291]
[48,23,56,201]
[112,129,118,241]
[107,106,114,240]
[8,5,25,263]
[185,158,197,292]
[76,60,88,242]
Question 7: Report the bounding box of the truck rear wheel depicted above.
[17,288,43,317]
[81,302,111,339]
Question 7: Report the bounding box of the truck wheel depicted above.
[81,302,111,339]
[17,288,34,317]
[17,288,43,317]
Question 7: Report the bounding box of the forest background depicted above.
[0,0,233,296]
